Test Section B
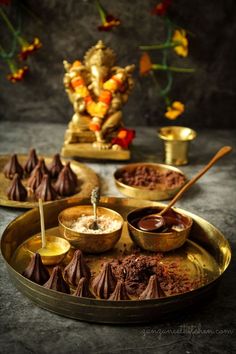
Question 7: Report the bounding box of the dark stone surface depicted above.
[0,0,236,128]
[0,122,235,353]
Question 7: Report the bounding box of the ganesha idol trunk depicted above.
[61,40,135,161]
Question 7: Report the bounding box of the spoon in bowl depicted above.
[36,198,70,261]
[138,146,232,232]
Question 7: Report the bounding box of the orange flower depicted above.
[7,66,28,83]
[172,30,188,57]
[165,101,185,120]
[139,52,153,75]
[96,1,120,31]
[111,128,135,149]
[19,37,42,61]
[151,0,172,16]
[98,14,121,31]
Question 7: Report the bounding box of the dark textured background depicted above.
[0,0,236,128]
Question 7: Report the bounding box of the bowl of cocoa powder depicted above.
[114,163,186,201]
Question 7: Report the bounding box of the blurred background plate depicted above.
[0,155,99,209]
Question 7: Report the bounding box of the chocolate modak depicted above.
[43,266,70,293]
[63,249,91,287]
[108,281,130,301]
[22,253,49,285]
[27,164,43,191]
[36,158,49,176]
[3,154,24,179]
[35,174,57,201]
[48,153,64,179]
[24,148,38,175]
[65,162,78,186]
[54,165,76,196]
[139,274,165,300]
[73,277,94,298]
[92,262,116,299]
[7,173,27,201]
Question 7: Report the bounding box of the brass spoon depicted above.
[36,198,70,263]
[138,146,232,232]
[37,198,47,252]
[90,187,100,230]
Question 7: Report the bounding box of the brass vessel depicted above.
[127,206,193,252]
[58,205,123,253]
[114,162,186,201]
[1,197,231,324]
[158,126,197,165]
[22,234,71,266]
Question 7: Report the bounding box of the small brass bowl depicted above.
[127,206,193,252]
[114,162,186,201]
[58,206,124,253]
[23,235,71,266]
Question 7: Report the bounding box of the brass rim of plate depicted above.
[113,162,187,201]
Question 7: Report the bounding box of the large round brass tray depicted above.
[0,155,99,208]
[1,197,231,324]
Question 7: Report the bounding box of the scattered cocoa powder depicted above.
[109,253,202,297]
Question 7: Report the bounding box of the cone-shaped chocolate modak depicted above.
[73,277,94,298]
[92,262,116,299]
[139,274,165,300]
[48,153,64,179]
[65,162,77,186]
[108,281,130,301]
[27,164,43,191]
[43,266,70,293]
[63,249,91,287]
[3,154,24,179]
[54,165,76,196]
[24,148,38,175]
[7,173,27,201]
[36,158,49,175]
[22,253,50,285]
[35,174,57,201]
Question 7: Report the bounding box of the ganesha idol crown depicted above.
[61,40,135,160]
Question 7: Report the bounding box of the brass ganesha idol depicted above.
[61,40,135,160]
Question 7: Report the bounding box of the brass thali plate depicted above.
[0,155,99,208]
[1,197,231,324]
[114,162,187,201]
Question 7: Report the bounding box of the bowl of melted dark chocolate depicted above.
[127,206,193,252]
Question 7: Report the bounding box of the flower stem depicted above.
[139,42,180,50]
[0,44,17,73]
[0,8,17,35]
[160,17,173,98]
[95,0,106,24]
[152,64,195,73]
[0,8,25,46]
